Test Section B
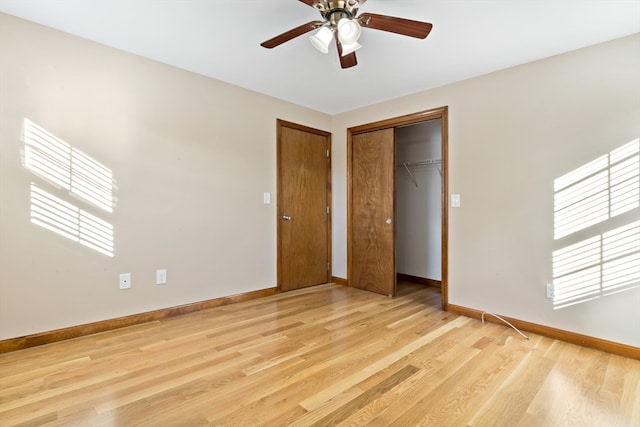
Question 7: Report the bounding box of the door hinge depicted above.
[326,206,330,214]
[327,262,330,271]
[326,149,330,158]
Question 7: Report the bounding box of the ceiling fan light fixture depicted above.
[309,26,333,54]
[336,18,361,45]
[261,3,434,69]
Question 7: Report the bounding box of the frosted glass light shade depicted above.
[310,27,333,53]
[340,41,362,56]
[337,18,361,45]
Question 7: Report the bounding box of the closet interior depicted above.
[396,119,442,290]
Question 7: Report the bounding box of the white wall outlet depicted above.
[263,192,271,204]
[546,282,554,299]
[451,194,461,208]
[119,273,131,289]
[156,269,167,285]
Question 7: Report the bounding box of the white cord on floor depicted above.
[481,311,529,340]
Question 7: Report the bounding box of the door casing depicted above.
[347,107,449,309]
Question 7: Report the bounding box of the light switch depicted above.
[156,269,167,285]
[451,194,461,208]
[263,192,271,204]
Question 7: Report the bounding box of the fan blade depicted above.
[359,13,433,39]
[260,21,324,49]
[336,39,357,69]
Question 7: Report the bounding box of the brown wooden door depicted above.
[349,128,396,296]
[277,120,331,292]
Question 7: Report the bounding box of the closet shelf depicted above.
[397,158,442,186]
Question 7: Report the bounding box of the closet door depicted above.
[349,128,396,296]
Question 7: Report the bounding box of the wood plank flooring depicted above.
[1,283,639,426]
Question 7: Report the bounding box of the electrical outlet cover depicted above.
[120,273,131,289]
[546,282,554,299]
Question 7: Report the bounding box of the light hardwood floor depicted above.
[1,283,639,426]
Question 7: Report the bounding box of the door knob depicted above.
[385,218,392,224]
[282,215,291,221]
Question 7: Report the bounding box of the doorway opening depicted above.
[347,107,448,310]
[396,119,443,291]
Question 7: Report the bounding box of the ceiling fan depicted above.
[260,0,433,69]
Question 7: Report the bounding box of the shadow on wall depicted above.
[552,138,640,309]
[22,118,115,257]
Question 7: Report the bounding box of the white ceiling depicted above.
[1,0,639,114]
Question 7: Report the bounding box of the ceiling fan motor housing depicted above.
[315,0,361,22]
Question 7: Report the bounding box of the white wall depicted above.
[0,14,330,340]
[1,12,638,349]
[396,120,442,280]
[331,34,640,347]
